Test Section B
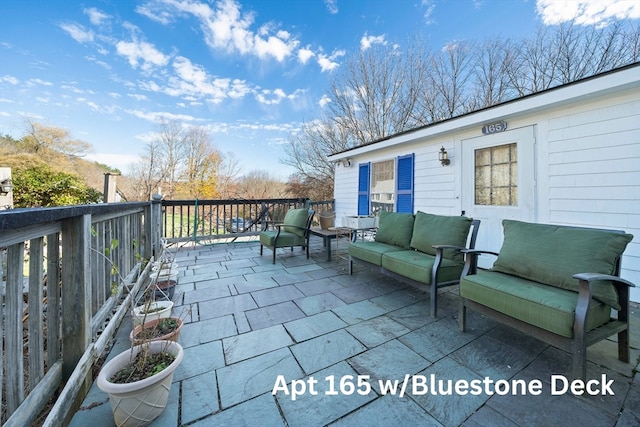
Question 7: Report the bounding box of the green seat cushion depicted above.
[348,241,403,266]
[460,271,612,338]
[492,220,633,309]
[260,230,305,248]
[410,212,472,262]
[374,211,415,249]
[282,208,309,237]
[381,250,464,285]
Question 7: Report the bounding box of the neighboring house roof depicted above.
[328,62,640,161]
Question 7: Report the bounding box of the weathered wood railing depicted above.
[0,199,162,426]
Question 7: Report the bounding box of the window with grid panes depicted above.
[371,159,395,214]
[474,143,517,206]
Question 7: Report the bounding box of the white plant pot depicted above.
[156,269,178,282]
[97,340,184,427]
[132,301,174,326]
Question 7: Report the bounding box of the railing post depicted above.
[61,214,91,382]
[150,194,163,258]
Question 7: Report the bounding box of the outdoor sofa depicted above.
[458,219,635,380]
[348,211,480,318]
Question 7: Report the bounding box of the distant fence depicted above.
[162,198,335,243]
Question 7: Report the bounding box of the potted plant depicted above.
[96,237,184,426]
[130,316,184,346]
[132,300,174,325]
[97,340,184,427]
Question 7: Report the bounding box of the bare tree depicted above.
[179,125,221,199]
[235,170,287,199]
[216,152,242,198]
[22,119,92,158]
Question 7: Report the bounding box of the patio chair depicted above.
[259,208,315,264]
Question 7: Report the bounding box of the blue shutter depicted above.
[357,162,370,215]
[396,154,414,213]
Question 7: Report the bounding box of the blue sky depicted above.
[1,0,639,178]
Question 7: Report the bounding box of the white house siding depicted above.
[542,93,640,301]
[330,65,640,302]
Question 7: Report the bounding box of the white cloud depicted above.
[115,39,169,72]
[84,7,110,26]
[319,94,332,108]
[27,78,53,86]
[158,0,299,62]
[422,0,436,25]
[135,4,174,25]
[297,46,315,64]
[0,112,11,117]
[324,0,339,14]
[317,49,345,72]
[360,33,386,51]
[126,109,197,123]
[128,94,149,101]
[60,23,94,43]
[1,75,19,85]
[537,0,640,26]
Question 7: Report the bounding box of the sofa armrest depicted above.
[460,249,500,277]
[573,272,636,340]
[573,273,636,288]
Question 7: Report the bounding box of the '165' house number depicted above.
[482,120,507,135]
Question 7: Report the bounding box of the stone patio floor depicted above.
[70,237,640,427]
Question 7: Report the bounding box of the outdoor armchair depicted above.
[259,208,315,264]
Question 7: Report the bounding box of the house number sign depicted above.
[482,120,507,135]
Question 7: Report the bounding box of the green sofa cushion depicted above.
[348,241,403,266]
[381,250,465,285]
[492,220,632,309]
[460,270,612,338]
[282,208,309,237]
[260,230,305,248]
[410,212,472,262]
[374,211,415,249]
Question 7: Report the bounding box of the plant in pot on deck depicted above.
[96,240,184,427]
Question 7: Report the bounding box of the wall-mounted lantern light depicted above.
[438,147,450,166]
[0,178,13,195]
[342,158,352,167]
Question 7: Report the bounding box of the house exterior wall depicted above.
[331,67,640,302]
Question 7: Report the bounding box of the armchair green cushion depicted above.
[374,211,415,249]
[492,220,633,309]
[410,212,472,262]
[282,208,309,236]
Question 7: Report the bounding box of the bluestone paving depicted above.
[276,361,376,427]
[294,291,347,315]
[244,300,306,329]
[222,324,293,363]
[71,239,640,426]
[291,329,367,374]
[180,371,219,424]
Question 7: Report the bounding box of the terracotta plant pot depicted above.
[97,340,184,427]
[130,317,183,346]
[132,300,173,326]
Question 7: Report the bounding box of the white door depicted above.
[461,126,536,268]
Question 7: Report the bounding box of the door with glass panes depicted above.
[461,126,536,268]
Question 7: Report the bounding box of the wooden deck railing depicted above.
[0,196,333,425]
[162,198,334,243]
